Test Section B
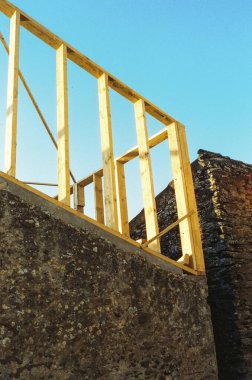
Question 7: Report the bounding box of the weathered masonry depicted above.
[131,150,252,379]
[0,0,204,275]
[0,172,218,379]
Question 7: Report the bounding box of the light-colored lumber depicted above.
[93,173,104,224]
[116,161,129,236]
[134,99,160,252]
[78,168,103,188]
[73,183,85,213]
[116,128,168,164]
[72,128,168,194]
[148,128,168,148]
[142,211,194,248]
[177,253,190,266]
[4,10,20,177]
[98,73,118,230]
[55,127,168,199]
[1,30,76,190]
[54,167,103,200]
[56,43,70,206]
[168,122,205,272]
[0,0,176,125]
[0,32,77,183]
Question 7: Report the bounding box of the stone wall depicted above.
[130,150,252,379]
[0,175,217,379]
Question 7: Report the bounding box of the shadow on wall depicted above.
[195,151,247,380]
[130,149,251,379]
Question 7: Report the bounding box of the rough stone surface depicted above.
[0,176,217,379]
[130,150,252,379]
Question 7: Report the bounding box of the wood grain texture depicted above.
[56,44,70,206]
[98,73,118,230]
[93,173,104,224]
[134,99,160,252]
[168,122,205,272]
[73,183,84,213]
[116,161,129,236]
[4,11,20,177]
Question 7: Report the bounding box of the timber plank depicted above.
[4,10,20,177]
[134,99,160,252]
[98,73,118,230]
[56,43,70,206]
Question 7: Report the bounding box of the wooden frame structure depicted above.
[0,0,205,275]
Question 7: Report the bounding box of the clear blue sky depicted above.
[0,0,251,219]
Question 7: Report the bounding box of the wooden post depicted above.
[0,32,77,184]
[56,43,70,206]
[4,11,20,177]
[134,99,160,252]
[93,173,104,224]
[116,160,130,236]
[98,73,118,230]
[168,122,205,273]
[73,183,85,213]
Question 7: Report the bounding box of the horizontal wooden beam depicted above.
[0,0,176,125]
[77,168,103,189]
[54,128,168,200]
[117,128,168,163]
[141,211,194,248]
[54,168,102,200]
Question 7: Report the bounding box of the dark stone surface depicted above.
[197,150,252,380]
[0,176,217,379]
[130,149,252,379]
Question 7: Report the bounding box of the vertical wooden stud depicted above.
[73,183,85,213]
[116,160,130,236]
[168,122,205,272]
[98,73,118,230]
[93,173,104,224]
[56,43,70,206]
[134,99,160,252]
[4,11,20,177]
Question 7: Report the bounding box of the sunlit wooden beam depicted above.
[98,73,118,230]
[56,43,70,206]
[134,99,160,252]
[4,10,20,177]
[168,122,205,273]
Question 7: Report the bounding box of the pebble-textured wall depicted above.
[0,176,217,380]
[130,150,252,379]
